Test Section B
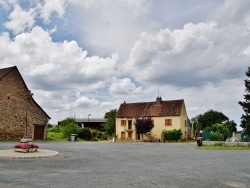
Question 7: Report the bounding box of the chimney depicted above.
[156,97,162,105]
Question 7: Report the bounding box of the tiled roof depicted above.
[75,118,106,123]
[116,98,184,118]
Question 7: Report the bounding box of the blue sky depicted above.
[0,0,249,128]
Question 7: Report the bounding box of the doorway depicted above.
[34,125,45,140]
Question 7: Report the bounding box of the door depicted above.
[128,132,132,139]
[121,132,125,139]
[34,125,45,140]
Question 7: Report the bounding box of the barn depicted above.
[0,66,50,140]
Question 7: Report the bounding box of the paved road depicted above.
[0,141,250,188]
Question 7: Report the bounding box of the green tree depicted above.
[134,117,154,140]
[193,109,229,130]
[103,109,117,136]
[210,131,223,141]
[61,122,81,137]
[59,117,76,127]
[210,123,230,140]
[239,66,250,135]
[224,120,237,133]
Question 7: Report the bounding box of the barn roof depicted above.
[116,97,184,118]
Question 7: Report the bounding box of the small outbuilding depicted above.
[75,118,106,131]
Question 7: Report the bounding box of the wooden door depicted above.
[34,125,45,140]
[121,132,125,139]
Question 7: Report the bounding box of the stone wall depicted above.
[0,68,49,140]
[203,141,250,146]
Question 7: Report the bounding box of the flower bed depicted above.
[14,143,39,153]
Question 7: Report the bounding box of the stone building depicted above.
[0,66,50,140]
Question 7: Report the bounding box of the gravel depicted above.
[0,141,249,188]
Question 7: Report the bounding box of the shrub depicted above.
[48,124,53,128]
[59,117,76,127]
[162,129,182,141]
[61,122,80,138]
[210,131,222,141]
[78,128,92,141]
[91,129,98,138]
[96,132,103,139]
[48,126,61,132]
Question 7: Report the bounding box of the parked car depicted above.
[243,137,250,142]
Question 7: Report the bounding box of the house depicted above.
[116,97,191,141]
[0,66,50,140]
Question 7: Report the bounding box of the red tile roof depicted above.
[116,98,184,118]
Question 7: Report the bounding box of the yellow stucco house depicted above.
[116,97,192,141]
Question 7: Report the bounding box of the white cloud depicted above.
[124,20,249,87]
[0,0,18,10]
[38,0,67,23]
[0,25,120,122]
[117,0,151,17]
[4,4,37,34]
[74,96,99,108]
[66,0,155,59]
[80,54,118,83]
[215,0,250,25]
[109,78,142,96]
[243,46,250,58]
[0,0,249,126]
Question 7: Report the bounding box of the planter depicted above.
[29,148,38,152]
[13,143,39,153]
[14,148,29,153]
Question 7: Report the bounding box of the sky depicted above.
[0,0,249,129]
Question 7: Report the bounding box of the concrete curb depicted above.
[0,149,59,159]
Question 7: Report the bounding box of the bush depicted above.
[48,124,53,128]
[78,128,92,141]
[59,117,76,127]
[61,122,80,138]
[210,131,222,141]
[48,126,61,132]
[162,129,182,141]
[91,129,98,138]
[96,132,103,139]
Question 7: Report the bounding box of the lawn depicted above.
[198,145,250,150]
[47,128,65,141]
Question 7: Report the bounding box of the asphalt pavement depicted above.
[0,141,249,188]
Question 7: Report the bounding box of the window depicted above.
[128,120,132,130]
[121,120,126,126]
[165,119,172,126]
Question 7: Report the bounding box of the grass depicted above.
[47,130,65,141]
[198,145,250,150]
[47,127,86,141]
